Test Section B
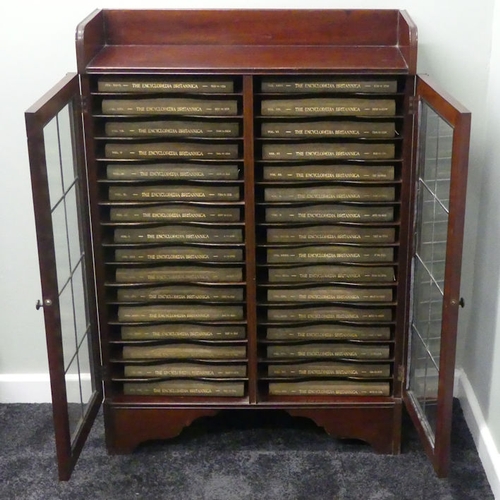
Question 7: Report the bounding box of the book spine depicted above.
[267,362,390,377]
[114,226,243,244]
[264,186,395,202]
[110,206,241,223]
[105,120,239,137]
[261,121,395,138]
[266,325,391,341]
[121,324,246,340]
[124,363,247,378]
[102,98,238,115]
[266,344,390,359]
[108,185,240,202]
[268,265,395,282]
[261,98,396,116]
[267,306,392,322]
[98,77,235,93]
[267,287,393,302]
[118,305,244,322]
[267,226,396,244]
[123,380,245,397]
[122,344,246,359]
[115,266,243,283]
[262,142,395,160]
[268,381,390,396]
[115,247,244,263]
[260,78,397,94]
[117,285,244,302]
[262,165,395,181]
[267,247,394,264]
[265,205,394,223]
[105,142,239,159]
[106,164,240,181]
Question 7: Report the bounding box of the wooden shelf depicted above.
[86,45,410,73]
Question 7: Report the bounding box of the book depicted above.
[124,362,247,378]
[102,98,238,115]
[265,205,394,223]
[261,121,395,138]
[261,98,396,116]
[122,343,246,359]
[267,306,392,322]
[267,286,393,303]
[260,77,398,94]
[118,304,244,322]
[115,246,243,263]
[262,164,394,181]
[268,380,390,396]
[123,380,245,397]
[267,246,394,263]
[266,324,391,341]
[98,77,235,93]
[110,205,241,222]
[105,120,239,137]
[106,163,240,180]
[115,266,243,283]
[264,186,395,202]
[267,226,396,244]
[268,265,395,282]
[266,343,390,359]
[267,361,390,377]
[116,285,244,302]
[262,142,395,160]
[108,185,240,202]
[121,324,246,340]
[114,225,243,243]
[105,142,239,160]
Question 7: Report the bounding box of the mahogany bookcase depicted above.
[25,9,470,480]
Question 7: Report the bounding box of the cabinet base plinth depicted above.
[286,405,402,454]
[104,402,402,455]
[104,406,220,454]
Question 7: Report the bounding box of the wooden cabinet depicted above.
[25,9,470,480]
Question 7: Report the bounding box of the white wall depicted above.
[459,0,500,496]
[1,0,499,489]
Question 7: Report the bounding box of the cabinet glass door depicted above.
[405,75,470,477]
[25,74,102,480]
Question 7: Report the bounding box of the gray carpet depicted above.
[0,400,494,499]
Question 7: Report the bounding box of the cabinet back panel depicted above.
[101,10,400,46]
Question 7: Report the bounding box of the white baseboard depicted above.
[456,368,500,499]
[0,374,52,403]
[0,373,90,404]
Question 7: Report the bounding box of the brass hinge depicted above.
[408,95,417,115]
[80,95,89,113]
[397,365,405,383]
